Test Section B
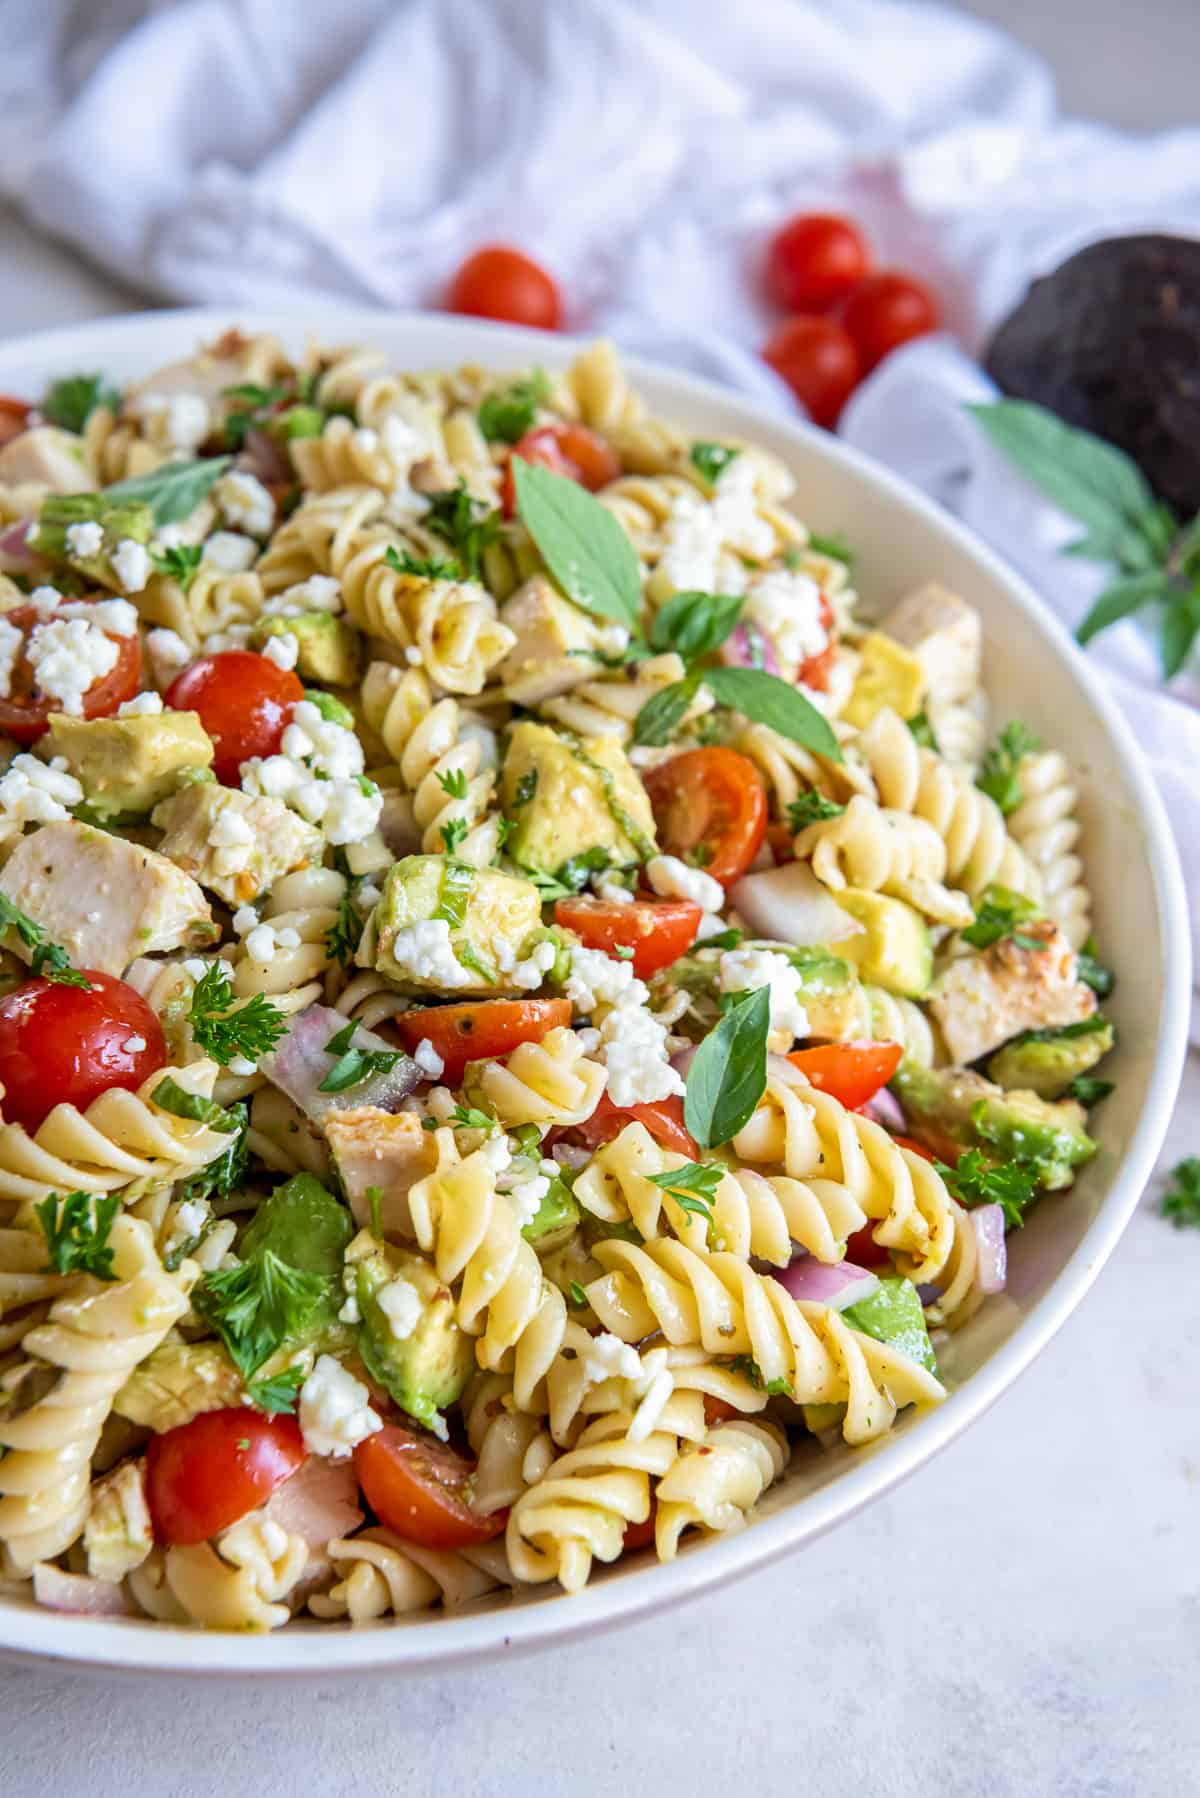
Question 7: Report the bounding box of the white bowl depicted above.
[0,310,1188,1675]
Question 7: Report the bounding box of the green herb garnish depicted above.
[107,456,233,527]
[512,460,641,632]
[935,1147,1039,1229]
[961,885,1045,953]
[684,985,770,1150]
[1160,1156,1200,1229]
[151,1076,242,1132]
[188,961,287,1067]
[42,372,120,433]
[318,1019,404,1094]
[150,542,204,591]
[689,442,739,486]
[906,710,939,752]
[424,480,502,581]
[787,789,845,832]
[478,371,551,444]
[977,721,1042,815]
[195,1254,327,1383]
[385,544,465,582]
[35,1190,120,1280]
[325,891,366,969]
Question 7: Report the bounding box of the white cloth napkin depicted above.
[2,0,1198,963]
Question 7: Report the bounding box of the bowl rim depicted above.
[0,306,1189,1676]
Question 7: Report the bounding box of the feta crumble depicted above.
[216,470,276,538]
[598,1001,684,1108]
[564,945,645,1015]
[110,538,151,594]
[384,918,474,990]
[412,1037,445,1079]
[135,390,209,453]
[146,628,191,689]
[0,616,23,699]
[582,1333,644,1387]
[122,1034,147,1054]
[646,853,724,913]
[118,690,165,717]
[262,632,300,672]
[743,568,828,674]
[264,574,341,616]
[26,618,119,715]
[202,531,258,573]
[298,1355,382,1458]
[65,520,104,559]
[377,1278,422,1343]
[719,945,809,1045]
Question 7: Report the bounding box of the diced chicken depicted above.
[125,329,288,413]
[878,581,981,706]
[153,783,323,906]
[323,1106,439,1238]
[0,426,92,495]
[0,818,217,976]
[83,1459,154,1582]
[930,920,1096,1066]
[264,1455,363,1548]
[496,575,607,706]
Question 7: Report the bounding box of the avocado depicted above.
[659,942,862,1041]
[501,721,657,879]
[240,1173,354,1275]
[33,491,154,589]
[365,853,544,997]
[841,632,925,730]
[45,708,214,818]
[842,1276,937,1373]
[891,1062,1095,1190]
[834,891,932,998]
[522,1172,580,1249]
[987,1015,1114,1099]
[255,612,362,685]
[346,1231,474,1435]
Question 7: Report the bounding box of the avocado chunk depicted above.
[659,942,862,1041]
[114,1334,245,1433]
[834,891,932,998]
[842,1276,937,1373]
[501,721,656,880]
[891,1062,1095,1190]
[33,491,154,589]
[254,612,362,685]
[45,708,214,817]
[987,1015,1114,1099]
[522,1172,581,1248]
[841,632,926,729]
[346,1231,474,1435]
[240,1173,355,1275]
[364,853,543,997]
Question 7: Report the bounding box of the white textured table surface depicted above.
[1,8,1198,1790]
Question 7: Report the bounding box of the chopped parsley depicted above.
[151,1077,242,1132]
[436,767,469,801]
[805,531,854,566]
[0,893,90,987]
[42,372,120,433]
[787,789,845,832]
[188,962,287,1067]
[384,544,465,582]
[424,481,502,581]
[477,370,551,444]
[689,441,739,486]
[325,891,366,969]
[961,885,1045,953]
[246,1367,306,1415]
[977,721,1041,815]
[568,1281,589,1307]
[150,542,203,591]
[422,1103,496,1133]
[440,817,469,856]
[935,1147,1039,1229]
[35,1190,120,1280]
[1076,935,1115,998]
[195,1252,328,1383]
[175,1104,249,1207]
[1063,1075,1114,1107]
[728,1354,793,1398]
[1160,1156,1200,1230]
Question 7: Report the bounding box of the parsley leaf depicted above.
[325,891,365,969]
[35,1190,120,1280]
[42,372,120,434]
[1160,1156,1200,1230]
[684,985,770,1150]
[977,721,1042,815]
[1076,935,1115,998]
[935,1147,1039,1229]
[787,789,845,832]
[646,1159,726,1233]
[689,442,739,486]
[440,817,469,856]
[424,480,502,581]
[421,1103,495,1133]
[150,542,203,592]
[176,1104,249,1205]
[436,767,469,801]
[188,961,287,1067]
[569,1280,589,1307]
[195,1252,328,1383]
[385,544,464,582]
[245,1367,306,1415]
[318,1019,403,1095]
[728,1354,793,1397]
[961,885,1045,952]
[0,893,90,987]
[477,370,551,444]
[906,710,939,752]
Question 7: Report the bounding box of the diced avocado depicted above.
[522,1173,580,1248]
[346,1232,474,1435]
[366,853,543,997]
[987,1015,1114,1099]
[841,632,926,729]
[501,721,657,878]
[45,708,214,818]
[240,1173,354,1276]
[657,942,862,1042]
[303,688,356,730]
[802,1402,846,1435]
[33,491,154,589]
[891,1062,1095,1190]
[270,404,325,441]
[82,1461,154,1583]
[255,612,362,685]
[834,891,932,998]
[114,1335,245,1432]
[842,1276,937,1373]
[496,575,607,705]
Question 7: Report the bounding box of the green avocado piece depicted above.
[834,890,932,998]
[33,491,154,589]
[366,853,543,997]
[522,1173,580,1248]
[501,721,656,878]
[348,1233,474,1434]
[240,1173,354,1277]
[45,709,214,818]
[987,1015,1114,1099]
[255,612,362,685]
[842,1276,937,1373]
[659,942,862,1041]
[891,1062,1095,1190]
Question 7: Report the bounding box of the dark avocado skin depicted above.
[985,233,1200,517]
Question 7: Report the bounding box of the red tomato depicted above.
[786,1041,903,1111]
[764,213,872,313]
[166,649,303,785]
[390,997,572,1089]
[0,972,166,1133]
[839,272,940,373]
[355,1425,504,1550]
[0,396,31,447]
[798,591,837,692]
[893,1133,936,1163]
[762,316,861,428]
[555,896,701,980]
[844,1223,892,1270]
[445,245,563,330]
[622,1508,657,1552]
[571,1092,700,1160]
[702,1396,740,1426]
[146,1408,306,1545]
[501,421,621,516]
[0,605,142,746]
[642,748,767,888]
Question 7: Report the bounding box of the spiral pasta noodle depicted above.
[82,406,165,486]
[473,1027,607,1130]
[462,1371,556,1514]
[539,652,712,742]
[794,793,975,927]
[1006,749,1091,948]
[361,662,501,864]
[655,1419,789,1559]
[230,867,349,1015]
[308,1528,512,1622]
[128,1514,309,1631]
[138,565,264,651]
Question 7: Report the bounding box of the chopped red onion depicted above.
[971,1203,1008,1295]
[264,1456,363,1547]
[720,623,781,678]
[774,1256,879,1310]
[258,1003,420,1124]
[860,1085,906,1133]
[241,427,292,486]
[0,516,37,571]
[551,1142,593,1172]
[669,1043,698,1080]
[32,1564,130,1616]
[732,862,865,947]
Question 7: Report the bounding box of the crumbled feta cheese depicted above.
[216,470,276,538]
[262,632,300,672]
[354,881,382,914]
[657,491,722,594]
[122,1034,147,1054]
[202,531,258,573]
[598,1002,685,1108]
[241,697,380,846]
[28,585,62,615]
[594,874,634,905]
[412,1037,445,1079]
[377,1277,422,1343]
[231,904,259,937]
[162,1197,210,1261]
[118,690,165,717]
[719,946,809,1044]
[227,1054,258,1078]
[244,922,279,963]
[338,1293,361,1325]
[582,1332,644,1387]
[202,624,254,654]
[65,520,104,559]
[63,598,139,637]
[319,781,382,846]
[26,618,119,715]
[181,958,209,982]
[270,574,341,615]
[510,937,558,991]
[285,701,364,779]
[503,1174,550,1228]
[207,802,255,877]
[136,390,209,453]
[385,918,474,990]
[0,616,23,699]
[744,568,828,673]
[713,454,775,560]
[298,1355,383,1458]
[146,628,191,689]
[646,853,724,913]
[480,1134,513,1176]
[111,538,151,594]
[564,945,645,1015]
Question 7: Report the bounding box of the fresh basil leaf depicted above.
[684,985,770,1150]
[513,459,641,630]
[107,456,233,526]
[42,372,120,434]
[703,665,842,761]
[689,442,739,486]
[152,1076,241,1131]
[1075,571,1173,647]
[35,1190,121,1280]
[632,675,701,747]
[649,590,743,660]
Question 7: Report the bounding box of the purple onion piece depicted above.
[720,622,781,678]
[0,516,37,571]
[33,1565,130,1616]
[241,427,292,486]
[970,1203,1008,1295]
[258,1003,420,1124]
[860,1085,906,1133]
[773,1256,879,1310]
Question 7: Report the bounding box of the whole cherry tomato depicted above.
[0,971,166,1133]
[445,245,563,330]
[390,997,572,1088]
[764,213,872,313]
[146,1408,307,1545]
[166,649,303,784]
[762,316,861,428]
[355,1425,505,1549]
[0,605,142,745]
[555,896,701,980]
[839,271,940,372]
[641,748,768,888]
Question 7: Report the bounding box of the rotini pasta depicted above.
[1006,749,1091,948]
[794,792,975,927]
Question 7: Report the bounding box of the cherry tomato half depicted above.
[641,748,767,888]
[555,896,701,980]
[501,421,621,516]
[798,590,837,692]
[764,213,872,314]
[166,649,303,785]
[390,997,572,1089]
[0,605,142,746]
[0,971,166,1133]
[355,1424,504,1550]
[762,316,861,429]
[0,396,31,448]
[844,1223,892,1270]
[445,245,563,330]
[622,1508,657,1552]
[570,1092,700,1160]
[786,1041,903,1111]
[146,1408,307,1545]
[838,272,940,373]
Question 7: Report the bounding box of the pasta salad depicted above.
[0,334,1112,1630]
